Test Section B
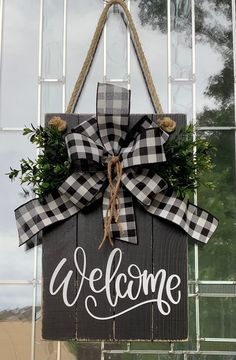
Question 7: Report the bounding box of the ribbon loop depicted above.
[66,132,104,168]
[121,127,169,169]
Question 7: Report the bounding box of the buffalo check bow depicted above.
[15,83,218,247]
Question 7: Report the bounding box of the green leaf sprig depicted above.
[7,123,70,203]
[155,125,216,199]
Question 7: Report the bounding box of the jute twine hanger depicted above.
[66,0,172,117]
[64,0,176,248]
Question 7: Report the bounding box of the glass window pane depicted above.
[104,354,129,360]
[35,285,57,359]
[42,0,64,79]
[174,298,196,350]
[199,283,236,296]
[200,298,236,338]
[73,39,104,114]
[66,0,103,113]
[61,342,78,359]
[131,342,169,351]
[198,130,236,280]
[172,84,193,122]
[196,0,235,126]
[131,0,168,113]
[105,342,130,350]
[0,285,32,360]
[41,84,63,122]
[106,7,128,80]
[0,285,32,311]
[61,342,101,360]
[130,44,154,113]
[0,133,35,280]
[200,341,236,351]
[35,320,58,360]
[0,0,39,128]
[171,0,192,79]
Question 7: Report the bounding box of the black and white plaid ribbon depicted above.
[15,83,218,246]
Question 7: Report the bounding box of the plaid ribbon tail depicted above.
[103,185,137,244]
[15,192,80,246]
[144,190,219,244]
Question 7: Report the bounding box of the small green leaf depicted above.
[41,182,50,189]
[23,127,33,136]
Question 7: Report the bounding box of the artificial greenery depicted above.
[7,123,215,202]
[7,124,70,203]
[156,125,216,199]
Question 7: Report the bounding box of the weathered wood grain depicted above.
[76,200,114,340]
[114,201,153,340]
[42,215,77,340]
[152,217,188,340]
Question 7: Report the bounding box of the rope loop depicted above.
[66,0,164,114]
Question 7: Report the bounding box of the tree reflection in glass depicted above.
[134,0,236,282]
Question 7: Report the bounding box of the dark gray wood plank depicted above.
[153,114,188,340]
[42,215,77,340]
[42,113,79,340]
[76,200,114,340]
[152,217,188,340]
[114,201,153,340]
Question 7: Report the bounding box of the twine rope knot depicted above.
[98,155,123,249]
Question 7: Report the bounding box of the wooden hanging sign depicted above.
[41,113,188,342]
